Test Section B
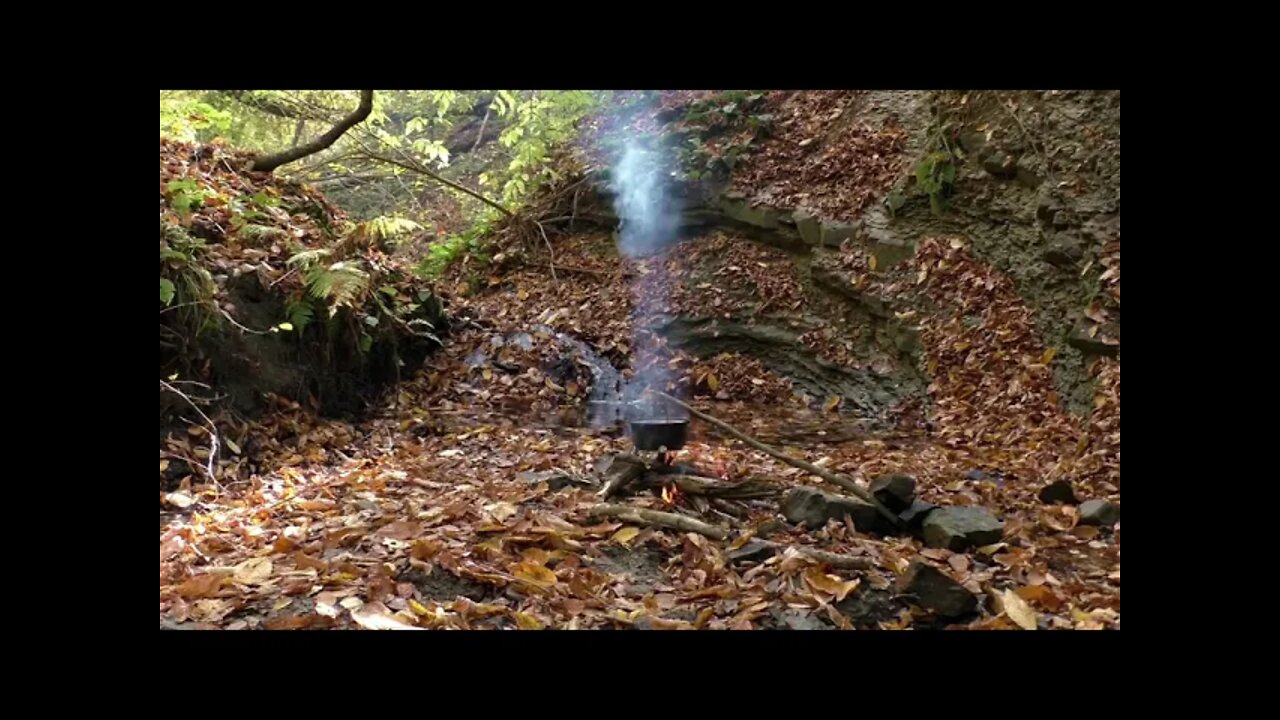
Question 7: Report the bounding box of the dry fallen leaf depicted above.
[514,612,545,630]
[611,526,641,546]
[513,561,558,589]
[233,557,273,585]
[804,566,861,602]
[351,602,423,630]
[177,573,229,599]
[999,589,1038,630]
[484,502,518,523]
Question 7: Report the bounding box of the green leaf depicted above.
[160,278,176,305]
[277,322,295,332]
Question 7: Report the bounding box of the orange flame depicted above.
[661,483,680,505]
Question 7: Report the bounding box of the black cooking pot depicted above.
[628,420,689,451]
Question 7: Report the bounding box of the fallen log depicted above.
[654,391,902,529]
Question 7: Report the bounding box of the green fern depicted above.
[239,224,287,242]
[352,216,422,247]
[286,299,316,333]
[306,261,370,315]
[287,248,333,268]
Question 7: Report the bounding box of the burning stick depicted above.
[652,391,903,529]
[585,503,872,571]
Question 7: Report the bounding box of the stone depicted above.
[958,131,989,155]
[1015,156,1045,188]
[1042,233,1085,268]
[1068,320,1121,358]
[781,486,884,533]
[517,469,576,492]
[870,474,917,513]
[727,540,776,564]
[899,499,939,532]
[921,506,1004,551]
[793,208,821,246]
[719,195,782,230]
[1037,479,1079,505]
[1051,210,1072,229]
[1079,499,1120,527]
[820,221,859,248]
[983,151,1017,178]
[898,560,978,618]
[770,608,832,630]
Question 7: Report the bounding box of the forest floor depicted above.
[160,91,1119,631]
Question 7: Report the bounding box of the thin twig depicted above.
[533,220,556,281]
[160,379,223,492]
[1002,97,1054,184]
[218,306,274,335]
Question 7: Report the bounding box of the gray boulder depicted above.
[921,506,1004,551]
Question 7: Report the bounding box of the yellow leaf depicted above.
[513,561,558,588]
[868,254,878,271]
[804,567,861,601]
[351,602,423,630]
[514,612,545,630]
[823,396,841,413]
[999,589,1038,630]
[232,557,273,585]
[408,599,431,616]
[611,526,641,546]
[484,501,518,523]
[1041,347,1057,364]
[225,437,242,455]
[706,373,720,391]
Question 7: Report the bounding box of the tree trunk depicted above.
[250,90,374,173]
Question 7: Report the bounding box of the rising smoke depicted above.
[608,135,686,421]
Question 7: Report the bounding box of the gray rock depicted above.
[1052,210,1072,229]
[727,540,776,564]
[870,474,917,513]
[781,486,884,533]
[1068,321,1121,358]
[793,208,821,246]
[1079,499,1120,527]
[983,151,1017,178]
[958,131,989,155]
[1037,479,1079,505]
[517,469,576,491]
[899,560,978,618]
[771,608,832,630]
[1042,233,1085,268]
[719,196,782,230]
[921,506,1004,551]
[899,499,939,532]
[820,221,859,248]
[1015,156,1044,188]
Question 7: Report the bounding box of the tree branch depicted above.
[358,146,513,217]
[250,90,374,173]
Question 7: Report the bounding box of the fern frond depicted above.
[305,261,370,315]
[239,224,287,242]
[287,248,333,268]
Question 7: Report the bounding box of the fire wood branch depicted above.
[588,503,728,541]
[654,391,903,529]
